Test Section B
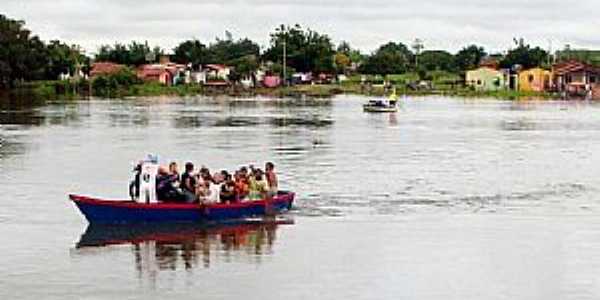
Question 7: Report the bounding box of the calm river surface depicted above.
[2,95,600,299]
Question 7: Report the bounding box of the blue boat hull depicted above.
[70,192,294,224]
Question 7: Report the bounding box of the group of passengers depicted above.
[154,162,278,204]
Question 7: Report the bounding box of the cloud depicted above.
[4,0,600,55]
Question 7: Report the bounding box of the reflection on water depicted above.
[74,221,286,274]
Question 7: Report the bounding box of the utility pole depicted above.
[282,39,287,86]
[412,38,424,68]
[547,39,553,66]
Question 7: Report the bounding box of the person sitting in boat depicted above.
[234,170,250,201]
[206,171,225,203]
[265,162,278,197]
[220,173,237,203]
[180,162,198,203]
[196,180,211,204]
[194,167,216,203]
[248,168,268,201]
[156,162,183,202]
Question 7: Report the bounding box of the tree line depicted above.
[0,13,574,89]
[0,14,89,88]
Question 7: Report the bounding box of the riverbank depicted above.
[3,80,559,101]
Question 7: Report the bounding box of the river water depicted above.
[1,95,600,299]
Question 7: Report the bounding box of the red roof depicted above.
[553,60,600,76]
[137,64,181,78]
[90,62,124,76]
[204,64,229,71]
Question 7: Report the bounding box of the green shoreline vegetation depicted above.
[0,14,581,102]
[10,79,555,102]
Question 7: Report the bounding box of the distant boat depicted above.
[70,192,295,224]
[363,88,400,113]
[363,102,399,113]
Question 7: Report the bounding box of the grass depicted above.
[447,88,558,100]
[124,82,204,97]
[11,80,87,100]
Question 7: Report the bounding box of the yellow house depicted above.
[518,68,552,92]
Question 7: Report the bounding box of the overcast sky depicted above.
[4,0,600,55]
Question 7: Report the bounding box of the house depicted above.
[255,69,266,84]
[137,63,186,86]
[190,70,207,85]
[291,72,312,85]
[263,75,281,88]
[204,64,231,81]
[552,60,600,99]
[59,69,86,81]
[315,73,335,84]
[90,62,124,77]
[137,65,173,85]
[518,67,552,92]
[466,67,509,91]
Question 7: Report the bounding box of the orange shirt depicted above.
[235,180,249,198]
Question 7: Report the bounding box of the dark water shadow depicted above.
[73,220,292,272]
[268,116,334,128]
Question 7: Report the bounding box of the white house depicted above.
[204,64,231,81]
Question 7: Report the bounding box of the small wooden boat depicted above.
[70,191,295,224]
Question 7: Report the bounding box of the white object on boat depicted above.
[139,160,159,204]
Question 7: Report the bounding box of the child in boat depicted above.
[248,169,268,201]
[265,162,278,197]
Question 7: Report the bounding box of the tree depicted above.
[172,39,207,65]
[263,24,335,74]
[91,67,139,96]
[419,50,456,72]
[95,41,162,65]
[45,41,88,80]
[334,52,351,74]
[204,35,260,65]
[336,41,364,71]
[227,57,257,85]
[0,14,47,87]
[455,45,487,72]
[500,38,549,69]
[359,42,413,75]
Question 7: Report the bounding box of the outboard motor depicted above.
[139,154,159,204]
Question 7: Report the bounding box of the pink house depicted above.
[263,75,281,88]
